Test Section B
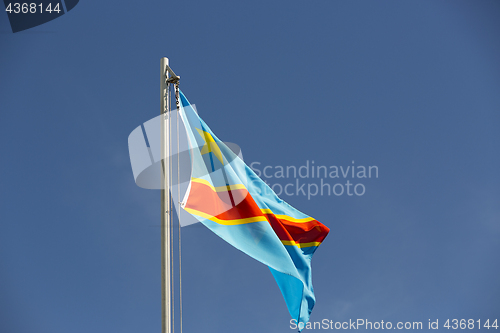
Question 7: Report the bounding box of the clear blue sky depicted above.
[1,1,499,332]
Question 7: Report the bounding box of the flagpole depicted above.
[160,57,172,333]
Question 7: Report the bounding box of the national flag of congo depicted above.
[178,91,329,329]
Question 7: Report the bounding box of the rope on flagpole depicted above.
[168,83,175,333]
[174,82,183,333]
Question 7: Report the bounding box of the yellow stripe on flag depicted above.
[183,207,268,226]
[260,208,316,223]
[191,178,247,193]
[281,240,322,248]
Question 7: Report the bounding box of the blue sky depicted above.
[1,1,499,332]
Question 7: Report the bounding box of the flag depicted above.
[178,91,329,329]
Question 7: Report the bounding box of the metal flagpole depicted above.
[160,57,172,333]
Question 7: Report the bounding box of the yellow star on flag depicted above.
[196,128,224,165]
